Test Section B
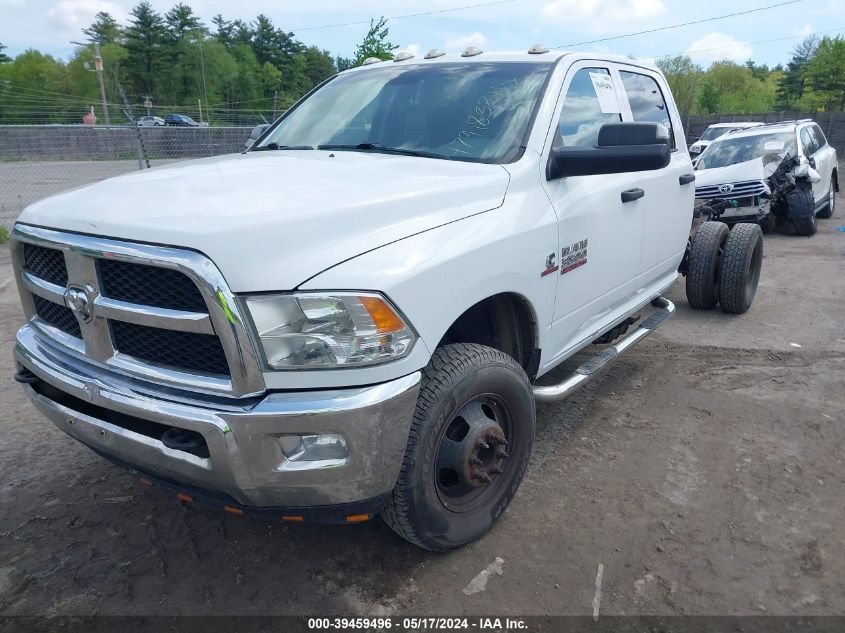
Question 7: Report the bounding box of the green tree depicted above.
[124,1,167,98]
[165,3,205,41]
[83,12,123,44]
[656,55,702,116]
[352,17,398,65]
[0,42,11,64]
[803,36,845,111]
[776,36,818,109]
[212,14,234,46]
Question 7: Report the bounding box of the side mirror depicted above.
[808,156,816,169]
[246,123,270,149]
[546,122,671,180]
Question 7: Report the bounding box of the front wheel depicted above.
[381,343,535,551]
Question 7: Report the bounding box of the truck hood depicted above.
[18,151,510,291]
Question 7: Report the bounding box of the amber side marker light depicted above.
[281,515,304,523]
[346,513,370,523]
[176,492,193,503]
[359,296,405,333]
[139,478,153,487]
[224,505,244,516]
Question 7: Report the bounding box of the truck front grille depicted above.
[33,295,81,338]
[12,226,265,397]
[99,259,208,313]
[695,180,767,200]
[23,243,68,287]
[111,321,230,376]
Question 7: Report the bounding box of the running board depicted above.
[532,297,675,403]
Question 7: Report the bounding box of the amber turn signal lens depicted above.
[139,478,153,487]
[176,492,193,503]
[359,296,405,333]
[345,513,370,523]
[281,515,304,522]
[224,505,244,516]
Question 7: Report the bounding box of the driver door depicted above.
[541,62,644,362]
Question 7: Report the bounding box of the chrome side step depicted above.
[532,297,675,403]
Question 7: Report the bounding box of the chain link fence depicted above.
[0,124,253,229]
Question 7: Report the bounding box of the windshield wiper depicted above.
[253,142,314,151]
[317,142,446,159]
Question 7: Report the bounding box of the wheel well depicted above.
[437,293,539,380]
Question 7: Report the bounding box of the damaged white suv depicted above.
[694,120,838,236]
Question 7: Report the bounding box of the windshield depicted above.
[256,62,552,163]
[699,126,733,142]
[697,131,797,170]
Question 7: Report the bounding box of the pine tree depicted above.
[83,12,123,44]
[124,1,167,97]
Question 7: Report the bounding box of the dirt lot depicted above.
[0,192,843,619]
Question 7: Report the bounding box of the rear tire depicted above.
[794,214,817,236]
[816,178,835,219]
[719,223,763,314]
[686,221,729,310]
[381,343,534,551]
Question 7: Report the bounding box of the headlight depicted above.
[244,292,416,369]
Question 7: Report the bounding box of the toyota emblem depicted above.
[718,184,734,194]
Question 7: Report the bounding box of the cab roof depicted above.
[343,49,660,73]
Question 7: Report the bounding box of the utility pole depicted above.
[93,42,110,127]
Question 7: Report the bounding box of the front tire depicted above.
[794,214,817,236]
[381,344,535,551]
[686,221,729,310]
[719,223,763,314]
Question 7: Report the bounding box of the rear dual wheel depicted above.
[685,221,763,314]
[382,344,534,551]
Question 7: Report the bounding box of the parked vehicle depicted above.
[164,114,200,127]
[688,121,764,158]
[136,115,165,127]
[694,120,838,236]
[11,48,762,551]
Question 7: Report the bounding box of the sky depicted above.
[1,0,844,67]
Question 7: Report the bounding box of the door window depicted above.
[810,124,827,148]
[619,71,675,149]
[554,67,621,148]
[800,127,818,156]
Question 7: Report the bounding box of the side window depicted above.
[800,128,818,156]
[619,71,675,149]
[811,124,827,148]
[555,67,621,148]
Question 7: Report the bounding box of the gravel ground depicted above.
[0,189,843,619]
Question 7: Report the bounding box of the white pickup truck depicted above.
[11,48,762,550]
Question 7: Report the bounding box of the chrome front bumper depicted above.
[15,324,421,509]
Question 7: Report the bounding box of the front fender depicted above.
[299,202,558,369]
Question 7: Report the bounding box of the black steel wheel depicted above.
[382,343,534,551]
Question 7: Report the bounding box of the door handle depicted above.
[679,173,696,185]
[621,188,645,203]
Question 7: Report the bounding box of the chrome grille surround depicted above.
[11,224,265,398]
[694,179,768,200]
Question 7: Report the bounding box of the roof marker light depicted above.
[528,44,549,54]
[361,57,382,66]
[461,47,483,57]
[425,49,445,59]
[394,51,415,62]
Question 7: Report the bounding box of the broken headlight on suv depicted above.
[244,292,416,369]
